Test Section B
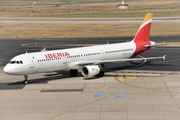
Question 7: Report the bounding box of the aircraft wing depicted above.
[77,55,166,65]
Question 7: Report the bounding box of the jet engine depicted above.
[82,65,100,77]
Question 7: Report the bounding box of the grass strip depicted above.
[0,22,179,38]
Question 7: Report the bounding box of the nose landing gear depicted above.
[23,75,28,85]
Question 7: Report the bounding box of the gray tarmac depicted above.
[1,36,180,70]
[0,36,180,120]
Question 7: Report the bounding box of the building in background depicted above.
[118,1,128,10]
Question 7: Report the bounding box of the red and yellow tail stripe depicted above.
[133,13,153,43]
[131,13,153,57]
[141,13,153,26]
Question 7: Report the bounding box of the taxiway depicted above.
[0,36,180,120]
[0,18,180,24]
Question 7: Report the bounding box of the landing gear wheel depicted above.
[23,75,29,85]
[70,69,78,77]
[24,80,28,85]
[96,71,104,77]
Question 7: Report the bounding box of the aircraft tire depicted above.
[24,80,28,85]
[23,75,28,85]
[96,71,104,77]
[70,69,78,77]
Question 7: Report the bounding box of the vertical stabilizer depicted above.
[133,13,153,43]
[131,13,154,57]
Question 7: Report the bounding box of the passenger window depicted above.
[16,61,20,64]
[20,61,23,64]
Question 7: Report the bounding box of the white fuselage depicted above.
[4,13,164,84]
[4,41,136,75]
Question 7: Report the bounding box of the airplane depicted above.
[3,13,166,84]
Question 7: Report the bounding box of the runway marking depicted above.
[116,94,129,98]
[129,55,147,69]
[47,92,116,120]
[117,70,180,75]
[94,92,108,97]
[118,75,138,79]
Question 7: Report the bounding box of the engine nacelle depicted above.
[82,65,100,77]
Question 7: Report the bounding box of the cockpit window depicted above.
[9,60,23,64]
[10,61,16,64]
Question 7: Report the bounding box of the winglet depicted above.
[133,13,153,43]
[162,54,166,60]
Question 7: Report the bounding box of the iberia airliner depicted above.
[4,13,166,84]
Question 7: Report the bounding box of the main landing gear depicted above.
[97,64,105,77]
[96,71,104,77]
[69,69,78,77]
[23,75,28,85]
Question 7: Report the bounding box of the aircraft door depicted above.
[27,56,35,68]
[63,56,67,64]
[100,50,104,59]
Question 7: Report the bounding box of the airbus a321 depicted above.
[4,13,166,84]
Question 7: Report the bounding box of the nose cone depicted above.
[3,65,14,75]
[4,65,9,74]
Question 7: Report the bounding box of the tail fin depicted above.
[132,13,153,43]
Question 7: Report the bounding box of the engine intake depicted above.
[82,65,100,77]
